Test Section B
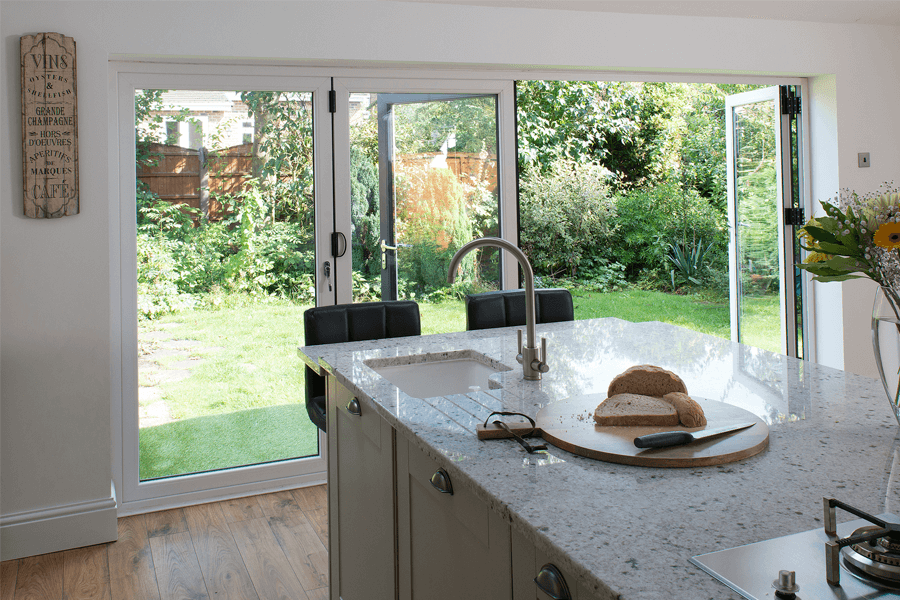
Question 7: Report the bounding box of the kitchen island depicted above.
[299,317,900,600]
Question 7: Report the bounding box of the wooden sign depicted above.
[21,32,79,218]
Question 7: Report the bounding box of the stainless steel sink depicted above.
[365,350,510,398]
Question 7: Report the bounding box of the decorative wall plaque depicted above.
[21,32,79,218]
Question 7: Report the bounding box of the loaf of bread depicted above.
[592,393,679,426]
[594,366,705,428]
[662,392,707,428]
[607,365,688,398]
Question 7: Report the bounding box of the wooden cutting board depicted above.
[478,394,769,468]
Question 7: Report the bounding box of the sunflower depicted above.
[874,222,900,249]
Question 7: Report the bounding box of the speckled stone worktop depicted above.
[299,317,900,600]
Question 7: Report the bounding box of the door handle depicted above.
[347,398,361,416]
[381,239,397,269]
[331,232,347,257]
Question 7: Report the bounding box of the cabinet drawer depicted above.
[332,381,381,450]
[406,443,489,548]
[512,526,600,600]
[398,438,511,600]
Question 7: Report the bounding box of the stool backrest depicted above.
[304,301,421,415]
[464,289,573,331]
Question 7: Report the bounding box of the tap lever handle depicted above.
[516,329,524,364]
[534,337,550,373]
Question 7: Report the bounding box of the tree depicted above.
[240,91,315,224]
[515,80,684,188]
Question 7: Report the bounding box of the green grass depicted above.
[140,296,316,480]
[419,300,466,335]
[570,289,781,353]
[139,289,780,478]
[140,404,318,480]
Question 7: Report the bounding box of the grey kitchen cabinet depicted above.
[512,526,593,600]
[328,378,578,600]
[327,377,395,600]
[396,434,512,600]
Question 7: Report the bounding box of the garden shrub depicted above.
[607,181,727,287]
[519,158,617,279]
[136,233,197,319]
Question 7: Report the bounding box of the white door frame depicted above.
[725,86,805,357]
[110,64,333,514]
[331,76,519,302]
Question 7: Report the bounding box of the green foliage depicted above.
[667,238,715,286]
[136,234,197,319]
[606,181,727,285]
[240,91,315,223]
[137,190,198,235]
[797,197,889,284]
[392,96,497,155]
[516,81,684,189]
[350,146,380,279]
[519,158,618,278]
[678,83,768,212]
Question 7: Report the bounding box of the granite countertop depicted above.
[299,317,900,600]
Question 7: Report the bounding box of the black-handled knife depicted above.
[633,422,756,449]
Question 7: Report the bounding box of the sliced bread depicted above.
[607,365,688,398]
[593,393,679,426]
[662,392,707,428]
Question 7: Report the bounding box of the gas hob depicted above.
[691,499,900,600]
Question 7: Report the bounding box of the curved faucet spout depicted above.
[448,237,549,381]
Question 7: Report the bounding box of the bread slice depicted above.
[607,365,688,398]
[662,392,707,428]
[593,393,679,426]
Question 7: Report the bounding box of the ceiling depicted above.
[391,1,900,26]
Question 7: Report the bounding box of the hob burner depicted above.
[825,497,900,587]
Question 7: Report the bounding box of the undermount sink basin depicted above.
[365,350,511,398]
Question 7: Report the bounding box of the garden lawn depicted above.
[570,289,781,353]
[139,297,317,480]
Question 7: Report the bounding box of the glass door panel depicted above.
[119,72,332,507]
[726,87,802,356]
[134,88,320,481]
[348,92,502,333]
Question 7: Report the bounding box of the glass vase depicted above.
[872,285,900,426]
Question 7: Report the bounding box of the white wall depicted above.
[2,0,899,559]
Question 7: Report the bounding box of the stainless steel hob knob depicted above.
[773,569,800,599]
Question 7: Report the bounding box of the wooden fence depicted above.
[137,142,253,221]
[137,144,496,223]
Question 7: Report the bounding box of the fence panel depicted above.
[137,143,254,222]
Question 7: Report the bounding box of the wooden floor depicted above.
[0,485,329,600]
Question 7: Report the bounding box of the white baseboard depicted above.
[0,482,118,561]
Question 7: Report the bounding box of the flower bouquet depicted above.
[797,182,900,424]
[797,182,900,286]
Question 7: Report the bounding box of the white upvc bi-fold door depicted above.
[114,66,335,511]
[329,76,519,306]
[112,65,518,513]
[725,85,806,358]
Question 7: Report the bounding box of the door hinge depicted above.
[781,86,801,116]
[329,90,336,114]
[785,207,805,227]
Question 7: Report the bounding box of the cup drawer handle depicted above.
[534,564,571,600]
[429,468,454,495]
[347,398,361,416]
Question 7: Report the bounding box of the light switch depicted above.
[859,152,871,168]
